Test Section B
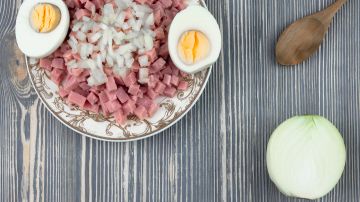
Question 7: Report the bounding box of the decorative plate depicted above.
[26,0,211,142]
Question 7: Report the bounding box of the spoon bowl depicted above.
[276,0,347,65]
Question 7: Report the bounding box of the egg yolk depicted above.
[177,31,210,64]
[31,4,61,33]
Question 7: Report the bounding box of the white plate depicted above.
[26,0,212,142]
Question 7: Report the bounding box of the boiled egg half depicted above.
[168,5,221,74]
[16,0,70,58]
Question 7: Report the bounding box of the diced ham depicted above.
[151,58,166,72]
[106,90,117,101]
[155,28,165,40]
[154,82,166,94]
[51,69,64,85]
[84,1,96,13]
[123,72,137,87]
[147,88,158,99]
[148,103,159,116]
[59,88,70,98]
[134,106,147,120]
[159,43,169,58]
[98,91,109,103]
[92,0,105,9]
[160,0,172,8]
[87,92,99,105]
[73,87,89,97]
[75,9,91,20]
[122,100,136,115]
[84,102,100,113]
[105,100,121,113]
[116,87,130,103]
[162,74,172,86]
[106,76,117,92]
[161,66,172,74]
[68,91,87,107]
[128,84,140,96]
[163,87,177,97]
[63,76,79,91]
[148,75,158,88]
[79,82,91,90]
[114,109,126,125]
[39,58,52,71]
[178,81,188,91]
[136,96,152,108]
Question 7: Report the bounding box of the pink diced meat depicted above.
[116,87,130,103]
[154,82,166,94]
[148,103,159,116]
[128,84,140,96]
[59,88,70,98]
[51,69,64,85]
[147,88,158,99]
[68,91,87,107]
[106,76,117,92]
[151,58,166,72]
[75,9,91,20]
[87,92,99,105]
[84,1,95,13]
[136,96,152,108]
[171,75,179,86]
[98,91,109,103]
[163,87,177,97]
[134,106,147,120]
[162,74,172,86]
[155,28,165,40]
[114,109,126,124]
[106,90,117,101]
[79,82,91,90]
[84,102,100,113]
[178,81,188,91]
[105,100,121,113]
[124,72,137,87]
[159,43,169,58]
[92,0,105,9]
[122,100,136,115]
[39,58,52,71]
[160,0,172,8]
[63,76,79,91]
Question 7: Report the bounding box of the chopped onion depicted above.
[138,68,149,84]
[267,115,346,200]
[65,0,156,85]
[138,55,149,67]
[143,34,153,51]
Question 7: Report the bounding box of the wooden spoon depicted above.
[276,0,347,65]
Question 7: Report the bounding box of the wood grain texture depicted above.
[1,0,359,201]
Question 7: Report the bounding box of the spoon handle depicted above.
[315,0,347,24]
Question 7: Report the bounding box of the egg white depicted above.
[168,5,222,74]
[16,0,70,58]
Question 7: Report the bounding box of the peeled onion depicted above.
[266,115,346,200]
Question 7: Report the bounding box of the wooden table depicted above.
[1,0,359,201]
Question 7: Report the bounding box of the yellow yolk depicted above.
[31,4,61,33]
[177,31,210,64]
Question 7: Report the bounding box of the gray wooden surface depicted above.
[1,0,359,201]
